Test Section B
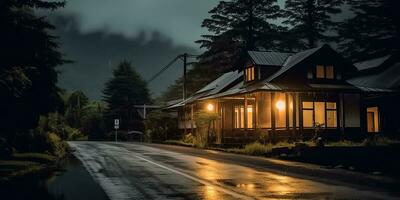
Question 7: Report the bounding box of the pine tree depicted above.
[338,0,400,61]
[0,0,67,138]
[283,0,343,50]
[196,0,282,71]
[103,61,151,131]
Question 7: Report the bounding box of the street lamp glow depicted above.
[276,100,285,110]
[206,103,214,112]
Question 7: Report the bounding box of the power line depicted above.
[147,56,180,83]
[146,54,200,84]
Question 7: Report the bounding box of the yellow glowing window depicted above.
[326,65,334,79]
[367,107,379,133]
[234,106,245,128]
[246,66,255,82]
[302,101,337,128]
[316,65,325,78]
[247,105,253,129]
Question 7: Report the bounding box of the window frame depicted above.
[245,65,256,82]
[301,101,338,129]
[314,65,335,80]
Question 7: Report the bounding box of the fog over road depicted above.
[69,142,398,200]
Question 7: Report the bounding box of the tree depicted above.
[103,61,151,131]
[338,0,400,61]
[65,91,89,128]
[283,0,344,50]
[196,0,282,71]
[82,101,107,140]
[0,0,67,141]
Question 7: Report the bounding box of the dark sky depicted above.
[50,0,283,99]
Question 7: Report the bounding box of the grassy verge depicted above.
[163,140,193,147]
[0,153,57,182]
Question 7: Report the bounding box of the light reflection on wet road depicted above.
[69,142,398,200]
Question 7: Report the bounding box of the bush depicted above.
[362,136,394,146]
[194,111,218,147]
[182,133,194,144]
[145,110,178,142]
[243,142,272,156]
[45,132,68,158]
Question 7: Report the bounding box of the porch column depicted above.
[271,92,276,132]
[244,94,248,129]
[340,93,345,138]
[255,93,259,130]
[292,92,297,136]
[190,104,194,134]
[285,92,289,130]
[183,106,187,135]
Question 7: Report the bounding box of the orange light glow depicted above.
[276,100,285,110]
[206,103,214,112]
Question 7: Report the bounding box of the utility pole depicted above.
[183,53,188,101]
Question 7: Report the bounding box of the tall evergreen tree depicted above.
[283,0,343,50]
[0,0,66,139]
[338,0,400,61]
[196,0,282,71]
[103,61,151,131]
[65,91,89,128]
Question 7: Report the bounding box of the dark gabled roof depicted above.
[348,62,400,91]
[248,51,292,66]
[248,45,327,82]
[266,46,324,82]
[354,55,391,71]
[196,70,242,95]
[165,70,243,108]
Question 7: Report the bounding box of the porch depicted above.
[205,91,362,144]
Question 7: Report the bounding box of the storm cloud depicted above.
[57,0,219,48]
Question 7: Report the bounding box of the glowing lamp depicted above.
[276,100,285,110]
[206,103,214,112]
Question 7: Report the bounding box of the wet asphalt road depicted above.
[69,142,399,200]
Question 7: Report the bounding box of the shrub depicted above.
[45,132,68,158]
[362,136,394,146]
[194,111,218,147]
[145,110,178,142]
[182,133,194,144]
[243,142,272,156]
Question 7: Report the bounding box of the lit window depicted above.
[302,101,337,128]
[275,93,286,128]
[247,105,253,129]
[315,65,335,79]
[245,66,255,82]
[315,102,325,126]
[326,65,334,79]
[234,106,244,128]
[316,65,325,78]
[234,105,253,129]
[367,107,379,133]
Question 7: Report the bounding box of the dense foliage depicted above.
[0,0,67,154]
[338,0,400,61]
[196,0,282,71]
[283,0,343,50]
[103,61,151,132]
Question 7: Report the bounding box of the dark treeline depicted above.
[0,1,152,155]
[162,0,400,100]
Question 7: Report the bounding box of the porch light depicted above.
[206,103,214,112]
[276,100,285,110]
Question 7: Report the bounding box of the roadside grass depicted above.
[163,140,193,147]
[0,152,56,181]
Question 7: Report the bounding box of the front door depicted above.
[367,107,380,133]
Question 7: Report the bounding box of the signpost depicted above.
[114,119,119,142]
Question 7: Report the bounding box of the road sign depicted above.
[114,119,119,126]
[114,125,119,129]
